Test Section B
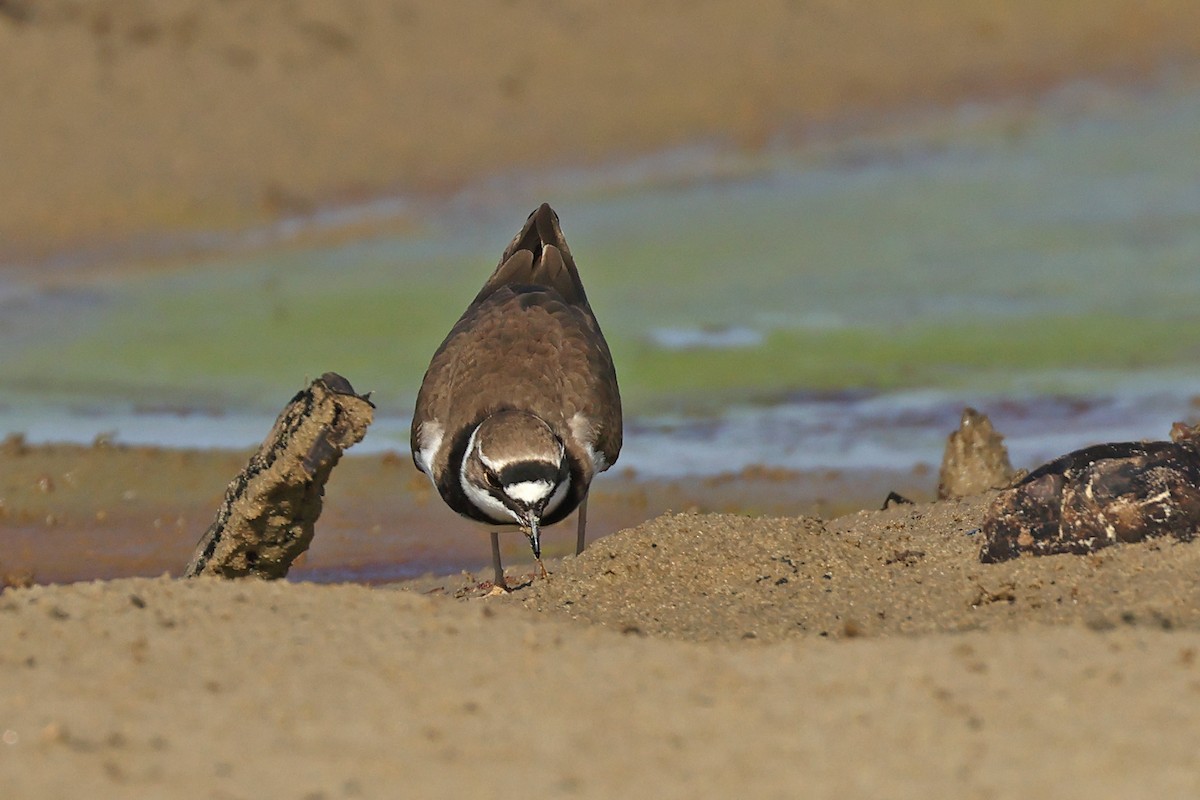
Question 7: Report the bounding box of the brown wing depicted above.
[556,295,622,472]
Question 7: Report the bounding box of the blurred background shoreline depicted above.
[3,0,1200,264]
[2,1,1199,581]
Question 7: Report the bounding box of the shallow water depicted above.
[3,75,1200,475]
[4,378,1198,480]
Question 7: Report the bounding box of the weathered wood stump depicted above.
[937,407,1016,499]
[184,373,374,579]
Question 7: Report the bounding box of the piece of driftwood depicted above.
[979,433,1200,563]
[184,373,374,579]
[937,407,1015,500]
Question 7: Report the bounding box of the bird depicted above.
[410,203,622,589]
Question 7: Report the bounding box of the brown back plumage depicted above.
[411,203,622,514]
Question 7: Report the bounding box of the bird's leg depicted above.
[575,492,589,556]
[490,531,509,591]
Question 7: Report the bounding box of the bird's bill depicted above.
[525,515,542,560]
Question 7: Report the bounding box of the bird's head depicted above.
[459,410,571,559]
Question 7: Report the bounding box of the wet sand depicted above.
[0,439,935,585]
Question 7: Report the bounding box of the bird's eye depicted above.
[484,469,502,488]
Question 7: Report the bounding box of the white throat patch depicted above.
[506,480,554,505]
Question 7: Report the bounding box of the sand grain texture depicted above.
[517,498,1200,641]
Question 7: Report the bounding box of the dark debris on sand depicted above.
[980,440,1200,563]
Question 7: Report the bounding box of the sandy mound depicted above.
[516,496,1200,641]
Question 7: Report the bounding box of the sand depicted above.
[3,441,1200,797]
[4,493,1200,797]
[5,1,1200,795]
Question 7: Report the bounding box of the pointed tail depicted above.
[476,203,589,305]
